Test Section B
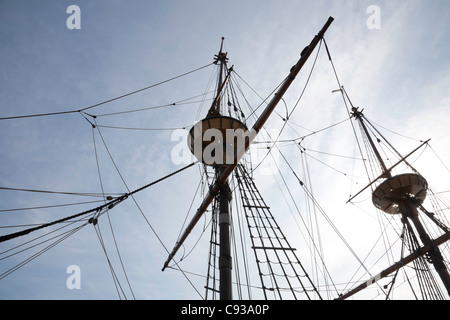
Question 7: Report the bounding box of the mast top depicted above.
[213,37,228,65]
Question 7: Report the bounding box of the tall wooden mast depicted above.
[214,37,233,300]
[338,102,450,299]
[162,17,335,300]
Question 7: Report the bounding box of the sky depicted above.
[0,0,450,300]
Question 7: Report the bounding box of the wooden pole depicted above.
[336,231,450,300]
[404,202,450,296]
[218,167,233,300]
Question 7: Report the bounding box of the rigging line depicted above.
[402,266,420,300]
[92,124,106,202]
[95,124,188,131]
[239,40,323,152]
[365,117,424,143]
[403,221,442,300]
[0,218,89,259]
[384,227,407,299]
[195,65,218,121]
[239,164,321,300]
[242,147,320,297]
[300,144,327,297]
[176,178,203,243]
[93,121,203,299]
[280,97,289,121]
[0,199,104,213]
[0,186,122,197]
[427,189,450,229]
[179,214,213,262]
[252,117,350,145]
[228,76,247,120]
[286,120,315,134]
[166,264,269,291]
[0,110,80,121]
[167,266,263,292]
[323,38,372,184]
[0,63,214,121]
[227,73,257,120]
[342,216,401,295]
[301,147,365,160]
[289,39,323,118]
[376,208,398,269]
[277,37,322,130]
[229,200,244,300]
[0,203,102,244]
[435,190,450,195]
[276,145,375,283]
[359,122,382,182]
[250,42,325,173]
[87,96,215,118]
[0,222,88,280]
[167,260,205,299]
[93,119,182,253]
[361,115,411,169]
[232,68,292,125]
[93,222,127,300]
[232,174,253,299]
[92,124,136,299]
[297,145,362,179]
[295,117,351,141]
[232,69,266,102]
[0,161,197,244]
[236,167,282,299]
[205,197,218,300]
[244,75,287,123]
[0,223,76,229]
[428,144,450,174]
[260,150,338,297]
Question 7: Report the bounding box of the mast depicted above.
[351,107,391,178]
[342,103,450,298]
[162,17,335,300]
[218,166,232,299]
[403,202,450,296]
[214,38,233,300]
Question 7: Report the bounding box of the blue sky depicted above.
[1,0,450,300]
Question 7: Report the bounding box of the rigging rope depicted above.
[86,94,215,118]
[250,39,323,173]
[270,138,379,296]
[252,117,350,146]
[0,63,213,121]
[0,221,88,280]
[403,218,445,299]
[91,124,136,299]
[94,124,188,131]
[93,222,127,299]
[322,38,373,189]
[91,121,204,299]
[0,162,196,243]
[235,164,323,300]
[0,199,104,213]
[0,186,121,198]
